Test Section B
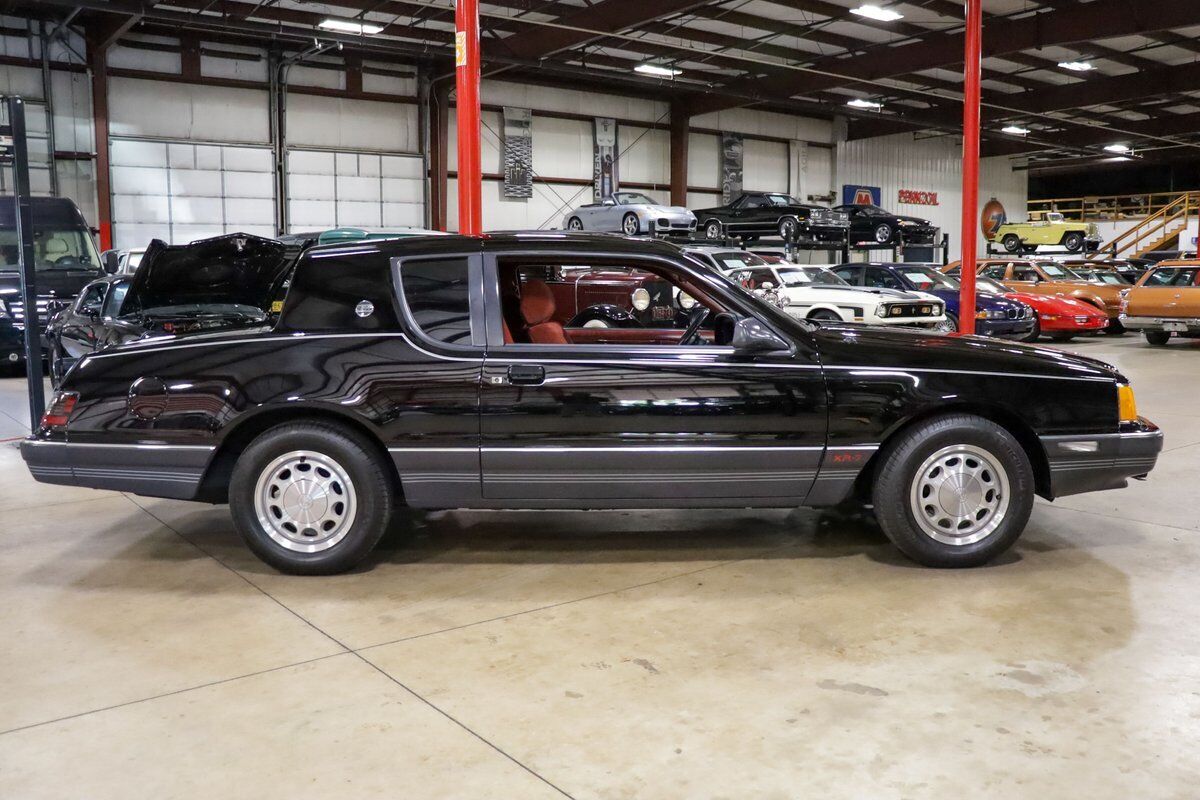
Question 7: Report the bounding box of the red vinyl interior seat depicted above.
[520,280,570,344]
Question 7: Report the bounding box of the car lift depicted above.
[0,95,45,430]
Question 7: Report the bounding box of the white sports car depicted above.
[682,247,948,329]
[564,192,697,236]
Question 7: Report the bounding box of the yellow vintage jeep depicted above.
[991,211,1101,253]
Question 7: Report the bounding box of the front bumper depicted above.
[651,216,697,235]
[898,226,937,245]
[20,437,214,501]
[977,317,1036,337]
[1040,313,1107,333]
[1040,418,1163,499]
[799,223,850,244]
[1120,315,1200,334]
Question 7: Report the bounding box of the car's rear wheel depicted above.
[872,414,1034,568]
[1062,232,1085,252]
[567,217,583,231]
[704,220,722,240]
[229,420,394,575]
[1001,233,1022,253]
[621,213,640,235]
[1144,330,1171,346]
[48,340,66,389]
[873,223,893,244]
[1017,315,1041,342]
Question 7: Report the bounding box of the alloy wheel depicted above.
[908,444,1010,546]
[253,450,358,553]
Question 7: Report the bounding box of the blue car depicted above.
[831,262,1035,338]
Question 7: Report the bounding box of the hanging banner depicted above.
[720,133,744,204]
[502,106,533,199]
[593,117,618,200]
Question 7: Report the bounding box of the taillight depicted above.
[41,392,78,429]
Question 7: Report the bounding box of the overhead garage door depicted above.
[286,149,424,232]
[109,138,276,250]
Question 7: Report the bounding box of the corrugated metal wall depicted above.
[836,133,1028,259]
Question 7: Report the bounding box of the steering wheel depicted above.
[54,255,83,268]
[679,306,711,346]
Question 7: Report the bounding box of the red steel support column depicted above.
[958,0,983,335]
[455,0,482,235]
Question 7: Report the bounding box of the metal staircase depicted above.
[1100,193,1196,259]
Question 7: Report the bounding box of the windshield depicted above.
[776,266,848,287]
[766,194,803,207]
[614,192,658,206]
[1144,267,1199,286]
[1078,269,1128,285]
[1037,262,1081,280]
[708,251,768,270]
[898,266,957,291]
[0,226,102,273]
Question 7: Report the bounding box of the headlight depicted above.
[677,292,696,311]
[875,305,888,318]
[1117,383,1138,423]
[631,288,651,311]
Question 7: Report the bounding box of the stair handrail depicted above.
[1105,193,1194,258]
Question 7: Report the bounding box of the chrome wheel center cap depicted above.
[939,474,982,514]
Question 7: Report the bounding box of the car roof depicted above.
[303,231,690,260]
[1155,259,1200,267]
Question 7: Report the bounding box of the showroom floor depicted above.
[1,335,1198,798]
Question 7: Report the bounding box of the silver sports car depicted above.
[563,192,697,236]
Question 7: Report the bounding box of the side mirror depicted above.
[101,250,120,274]
[731,316,790,356]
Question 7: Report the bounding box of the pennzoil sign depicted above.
[898,189,938,206]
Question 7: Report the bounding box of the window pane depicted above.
[400,259,472,345]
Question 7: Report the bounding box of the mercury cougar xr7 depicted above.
[22,234,1162,575]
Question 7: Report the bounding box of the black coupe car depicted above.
[694,192,849,244]
[832,203,937,247]
[22,233,1161,575]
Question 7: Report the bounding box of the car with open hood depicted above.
[45,232,300,387]
[832,204,938,247]
[563,192,696,236]
[22,232,1161,575]
[682,246,947,328]
[830,262,1033,337]
[1118,260,1200,345]
[693,192,848,244]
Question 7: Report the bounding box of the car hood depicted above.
[809,321,1123,383]
[1006,291,1102,315]
[894,214,932,226]
[121,233,293,317]
[840,286,937,302]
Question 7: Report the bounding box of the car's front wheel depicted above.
[229,420,394,575]
[567,217,583,231]
[778,217,798,242]
[935,312,958,333]
[621,213,640,235]
[871,414,1034,567]
[1017,315,1041,342]
[807,309,841,322]
[1048,331,1075,343]
[1062,232,1085,252]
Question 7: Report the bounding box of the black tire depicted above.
[873,223,893,244]
[872,414,1035,568]
[48,341,65,390]
[1002,234,1022,253]
[703,220,723,240]
[567,217,583,231]
[1062,232,1084,253]
[1105,318,1124,335]
[807,309,841,322]
[621,213,639,236]
[778,217,799,242]
[1047,331,1075,343]
[936,312,959,333]
[229,420,394,575]
[1144,330,1171,346]
[1017,315,1041,343]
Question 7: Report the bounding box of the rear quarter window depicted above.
[397,258,473,345]
[277,248,400,332]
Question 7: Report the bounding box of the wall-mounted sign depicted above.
[898,189,938,206]
[502,106,532,199]
[593,117,618,200]
[720,133,744,204]
[980,197,1008,240]
[842,184,882,205]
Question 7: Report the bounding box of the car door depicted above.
[743,195,775,234]
[477,247,828,505]
[59,282,107,360]
[844,207,871,241]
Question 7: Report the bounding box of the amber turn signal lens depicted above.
[41,392,78,429]
[1117,383,1138,423]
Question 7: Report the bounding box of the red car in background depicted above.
[975,276,1106,342]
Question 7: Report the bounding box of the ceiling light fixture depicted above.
[851,5,904,22]
[634,63,682,77]
[1104,143,1131,153]
[1001,125,1030,135]
[847,98,883,110]
[1058,60,1094,72]
[319,18,384,35]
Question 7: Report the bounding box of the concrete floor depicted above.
[1,334,1198,798]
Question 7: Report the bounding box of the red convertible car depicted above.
[975,276,1106,342]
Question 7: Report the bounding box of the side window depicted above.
[863,268,902,290]
[398,259,473,345]
[102,282,129,317]
[496,257,735,347]
[832,266,860,284]
[75,283,106,315]
[981,264,1008,279]
[1012,267,1039,282]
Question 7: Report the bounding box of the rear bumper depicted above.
[1040,419,1163,499]
[20,438,214,500]
[1120,315,1200,333]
